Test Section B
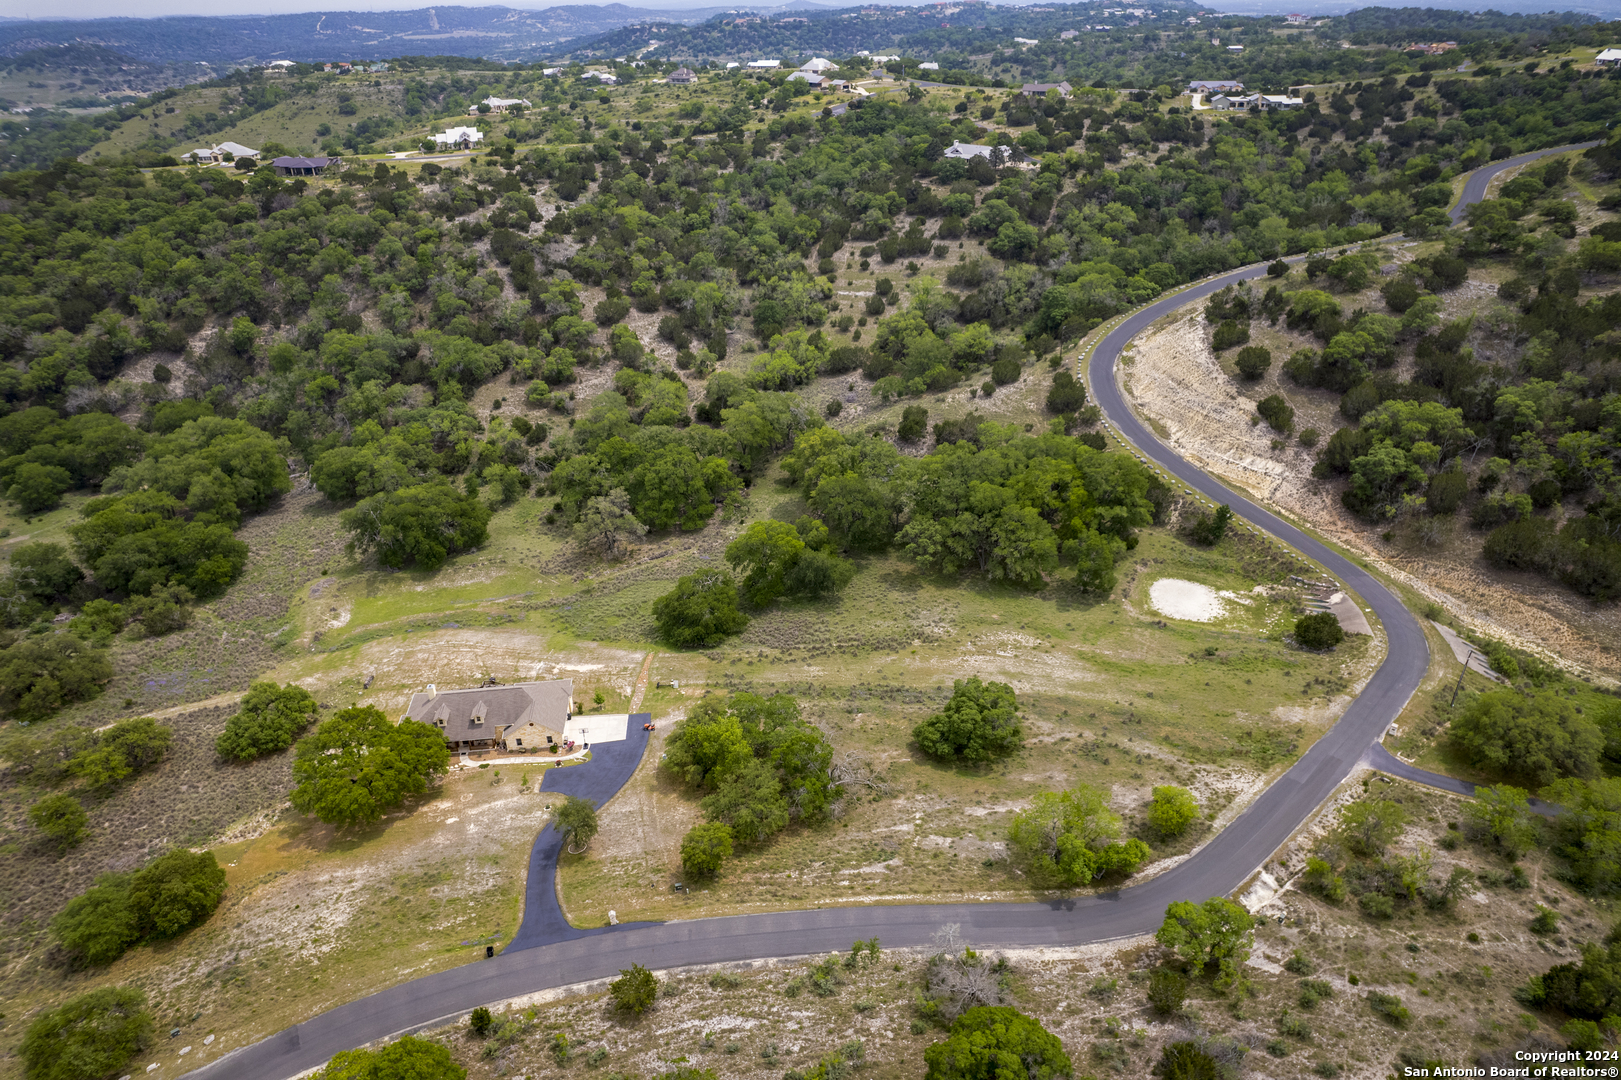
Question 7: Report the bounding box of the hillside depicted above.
[0,10,1619,1080]
[0,43,211,112]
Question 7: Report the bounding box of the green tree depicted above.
[700,757,791,845]
[610,963,660,1016]
[663,711,754,789]
[8,462,74,513]
[66,599,126,644]
[126,849,227,939]
[8,541,84,600]
[216,682,321,761]
[898,405,929,443]
[1155,897,1255,992]
[1234,346,1271,380]
[1294,612,1345,650]
[1541,777,1621,894]
[914,677,1023,763]
[724,519,852,606]
[340,482,491,570]
[554,795,599,850]
[317,1035,467,1080]
[652,571,750,647]
[1147,786,1199,840]
[0,635,112,722]
[1340,798,1408,857]
[1188,504,1233,546]
[1008,785,1151,885]
[1452,688,1603,787]
[29,793,89,852]
[922,1006,1071,1080]
[1045,371,1087,414]
[573,487,647,559]
[1257,394,1294,432]
[1465,784,1538,859]
[69,716,172,791]
[681,822,734,878]
[50,875,139,966]
[290,707,450,828]
[20,986,152,1080]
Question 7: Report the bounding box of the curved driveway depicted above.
[186,142,1595,1080]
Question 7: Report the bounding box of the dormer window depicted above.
[470,701,487,725]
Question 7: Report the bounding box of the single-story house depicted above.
[1060,29,1079,39]
[668,66,698,84]
[1210,93,1304,111]
[746,59,781,68]
[216,141,259,161]
[433,126,483,149]
[1014,37,1039,45]
[180,148,215,163]
[789,71,829,87]
[799,57,838,72]
[405,679,574,753]
[272,155,339,176]
[1189,79,1244,93]
[1597,47,1621,66]
[582,71,618,84]
[542,67,565,76]
[918,62,939,71]
[266,60,296,70]
[472,96,531,114]
[944,140,995,160]
[1021,81,1073,97]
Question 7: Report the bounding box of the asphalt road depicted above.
[185,141,1596,1080]
[1448,141,1601,223]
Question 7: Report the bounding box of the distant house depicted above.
[944,140,995,160]
[789,71,829,87]
[799,57,838,72]
[1285,12,1310,23]
[1060,29,1078,39]
[272,155,339,176]
[1226,45,1244,52]
[1021,81,1073,97]
[1211,93,1302,111]
[433,126,484,150]
[918,62,939,71]
[405,680,574,754]
[180,148,214,163]
[215,141,259,161]
[472,95,532,114]
[1596,47,1621,66]
[1014,37,1039,45]
[582,71,618,84]
[668,66,698,84]
[542,67,565,76]
[1188,79,1244,93]
[369,62,389,73]
[265,60,296,70]
[746,59,781,69]
[725,62,740,68]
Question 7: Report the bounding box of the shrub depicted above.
[317,1036,466,1080]
[69,716,171,791]
[652,572,749,648]
[923,1006,1070,1080]
[50,875,140,966]
[1045,371,1087,414]
[127,848,227,939]
[898,405,929,443]
[20,986,152,1080]
[1381,277,1421,314]
[1298,979,1334,1009]
[470,1007,494,1036]
[681,822,734,878]
[1147,785,1198,839]
[1155,1041,1221,1080]
[1257,394,1294,432]
[1367,991,1410,1027]
[1147,967,1187,1014]
[1358,892,1396,920]
[1234,346,1271,380]
[914,677,1022,763]
[1212,319,1250,351]
[0,635,113,722]
[1188,504,1233,546]
[29,793,89,852]
[1294,612,1345,650]
[215,682,320,761]
[610,963,659,1015]
[990,357,1021,385]
[1530,906,1559,936]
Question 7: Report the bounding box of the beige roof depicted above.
[406,680,572,744]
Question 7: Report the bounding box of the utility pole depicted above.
[1449,649,1474,707]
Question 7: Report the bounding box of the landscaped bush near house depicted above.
[290,706,450,827]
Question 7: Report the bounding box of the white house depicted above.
[542,67,565,76]
[1226,45,1245,52]
[265,60,296,69]
[869,54,901,63]
[918,61,939,71]
[582,71,618,84]
[1597,47,1621,66]
[944,140,995,160]
[434,126,484,149]
[471,96,531,115]
[725,61,740,68]
[747,59,781,69]
[1014,37,1039,45]
[799,57,838,72]
[182,141,260,163]
[789,71,827,86]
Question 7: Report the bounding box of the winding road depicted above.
[185,141,1597,1080]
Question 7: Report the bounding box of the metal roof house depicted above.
[1597,47,1621,66]
[1188,79,1244,93]
[944,140,996,160]
[1021,81,1073,97]
[272,155,339,176]
[433,126,484,149]
[405,680,574,753]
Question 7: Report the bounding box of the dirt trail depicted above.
[1118,310,1621,681]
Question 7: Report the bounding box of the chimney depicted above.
[427,684,437,698]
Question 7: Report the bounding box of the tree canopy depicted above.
[1008,785,1151,885]
[914,677,1023,763]
[290,706,450,827]
[20,986,152,1080]
[651,570,750,648]
[1451,688,1602,787]
[1156,897,1255,992]
[215,681,321,761]
[923,1006,1071,1080]
[317,1035,467,1080]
